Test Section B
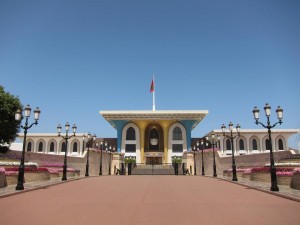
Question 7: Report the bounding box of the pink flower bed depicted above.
[0,167,5,175]
[5,171,18,175]
[57,168,76,172]
[293,168,300,174]
[46,168,59,174]
[5,167,48,172]
[252,167,294,172]
[276,171,293,176]
[242,168,253,175]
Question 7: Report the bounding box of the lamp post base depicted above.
[85,164,89,177]
[99,165,102,176]
[16,169,25,190]
[270,186,279,192]
[62,165,67,181]
[15,184,24,191]
[213,165,217,177]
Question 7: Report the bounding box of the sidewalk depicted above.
[0,176,84,198]
[219,175,300,202]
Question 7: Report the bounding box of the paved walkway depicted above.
[0,175,300,225]
[1,175,300,201]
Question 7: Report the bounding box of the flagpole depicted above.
[153,89,155,111]
[152,75,155,111]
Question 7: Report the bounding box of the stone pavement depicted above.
[0,176,84,198]
[0,176,300,225]
[219,175,300,202]
[1,175,300,202]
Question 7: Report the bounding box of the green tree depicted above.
[0,86,22,150]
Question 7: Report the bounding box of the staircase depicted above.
[132,164,175,175]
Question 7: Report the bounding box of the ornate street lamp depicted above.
[199,138,206,176]
[192,145,197,175]
[252,103,283,192]
[108,145,112,175]
[210,133,219,177]
[99,140,103,175]
[57,122,77,181]
[85,133,94,177]
[221,122,240,181]
[15,105,41,190]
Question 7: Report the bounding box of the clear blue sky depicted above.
[1,0,299,148]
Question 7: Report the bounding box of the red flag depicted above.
[150,78,154,93]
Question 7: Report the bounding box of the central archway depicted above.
[144,124,164,164]
[144,124,164,152]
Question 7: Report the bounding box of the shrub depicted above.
[0,161,38,167]
[265,162,300,167]
[40,162,63,167]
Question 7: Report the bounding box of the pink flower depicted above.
[5,171,18,176]
[0,167,5,175]
[276,171,293,176]
[293,168,300,174]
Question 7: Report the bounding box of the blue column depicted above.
[110,120,128,153]
[181,120,196,152]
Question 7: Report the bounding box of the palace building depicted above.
[100,110,208,164]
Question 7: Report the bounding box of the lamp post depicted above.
[221,122,240,181]
[198,139,206,176]
[108,145,112,175]
[105,141,108,151]
[15,105,41,190]
[57,122,77,181]
[210,133,219,177]
[85,132,94,177]
[192,145,197,175]
[99,140,103,175]
[253,103,283,192]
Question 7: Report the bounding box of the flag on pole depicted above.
[150,78,155,93]
[150,76,156,111]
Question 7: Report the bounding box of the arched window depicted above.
[265,139,271,150]
[27,142,32,152]
[226,139,231,150]
[239,139,245,150]
[278,139,284,150]
[61,142,66,152]
[50,142,55,152]
[126,127,136,140]
[38,142,43,152]
[173,127,182,140]
[252,139,258,150]
[73,142,78,152]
